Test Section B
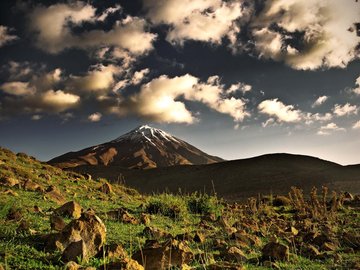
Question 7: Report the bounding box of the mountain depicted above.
[72,153,360,200]
[49,125,223,169]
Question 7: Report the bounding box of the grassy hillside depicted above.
[74,153,360,201]
[0,147,359,269]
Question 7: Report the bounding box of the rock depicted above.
[45,186,66,205]
[217,246,247,263]
[0,176,19,187]
[272,196,291,207]
[99,182,113,194]
[54,201,82,219]
[64,261,80,270]
[262,242,289,261]
[100,258,144,270]
[50,214,66,231]
[142,226,169,239]
[193,232,206,243]
[103,243,128,259]
[132,240,193,270]
[23,180,44,192]
[107,208,139,224]
[46,210,106,262]
[6,207,22,221]
[2,189,18,196]
[140,213,151,225]
[39,173,51,181]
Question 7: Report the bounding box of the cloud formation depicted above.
[29,2,156,55]
[312,96,328,108]
[353,76,360,95]
[144,0,244,45]
[317,123,345,136]
[0,25,18,47]
[251,0,360,70]
[258,99,302,123]
[333,103,358,117]
[88,112,102,122]
[111,74,250,124]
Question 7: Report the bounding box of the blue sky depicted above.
[0,0,359,164]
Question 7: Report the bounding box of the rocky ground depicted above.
[0,147,359,269]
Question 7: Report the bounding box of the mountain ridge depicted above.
[49,125,224,169]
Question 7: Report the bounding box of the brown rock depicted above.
[64,261,80,270]
[142,226,168,239]
[321,242,337,252]
[302,244,321,259]
[23,180,44,192]
[99,182,113,194]
[104,243,128,259]
[141,213,151,225]
[107,208,139,224]
[2,189,18,196]
[46,210,106,262]
[0,176,19,187]
[207,262,244,270]
[132,240,193,270]
[55,201,82,219]
[39,173,51,181]
[262,242,289,261]
[45,186,66,205]
[217,246,247,263]
[100,258,144,270]
[50,214,66,231]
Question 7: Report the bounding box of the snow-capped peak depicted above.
[112,125,179,144]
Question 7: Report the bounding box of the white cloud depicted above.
[312,96,328,108]
[41,90,80,112]
[251,0,360,70]
[131,68,150,85]
[0,25,18,47]
[144,0,244,45]
[258,99,302,123]
[352,76,360,95]
[353,120,360,129]
[113,74,250,124]
[68,64,121,92]
[227,82,252,94]
[97,5,121,22]
[0,82,35,96]
[262,118,275,128]
[31,115,42,121]
[333,103,358,117]
[29,2,156,55]
[88,112,102,122]
[317,122,345,135]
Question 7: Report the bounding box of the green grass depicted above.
[0,147,359,269]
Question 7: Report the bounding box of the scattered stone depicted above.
[262,242,289,261]
[142,226,169,239]
[100,258,144,270]
[39,173,51,181]
[64,261,80,270]
[99,182,113,194]
[217,246,247,263]
[2,189,18,196]
[140,213,151,225]
[55,201,82,219]
[23,180,44,192]
[321,242,337,252]
[302,244,321,259]
[103,243,128,259]
[6,207,22,221]
[107,208,139,224]
[132,240,193,270]
[46,210,106,262]
[0,176,19,187]
[50,214,66,232]
[45,186,66,205]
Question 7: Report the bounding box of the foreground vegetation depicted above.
[0,147,359,269]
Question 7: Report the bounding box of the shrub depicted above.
[145,194,188,220]
[187,192,223,217]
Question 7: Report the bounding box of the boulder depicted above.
[50,214,66,231]
[207,262,244,270]
[102,243,128,259]
[216,247,247,263]
[132,240,193,270]
[262,242,289,261]
[46,210,106,262]
[23,180,44,192]
[142,226,169,239]
[107,208,139,224]
[64,261,80,270]
[55,201,82,219]
[100,258,144,270]
[45,186,66,205]
[0,176,19,187]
